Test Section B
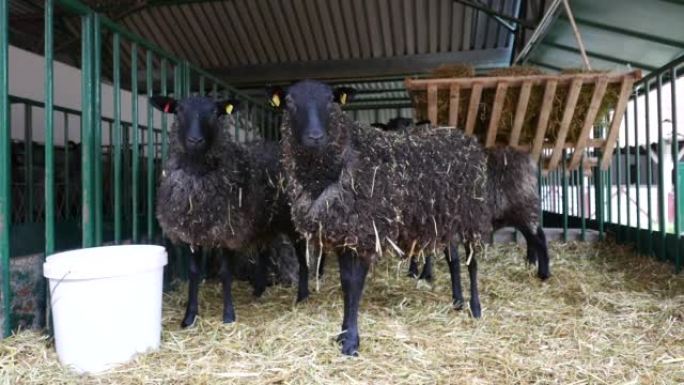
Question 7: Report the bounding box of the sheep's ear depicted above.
[216,99,240,115]
[333,87,355,106]
[150,96,177,113]
[370,123,387,130]
[266,86,285,108]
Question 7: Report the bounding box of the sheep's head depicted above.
[150,96,239,158]
[268,80,355,150]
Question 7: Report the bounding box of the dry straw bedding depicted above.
[1,241,682,384]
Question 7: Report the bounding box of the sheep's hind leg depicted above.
[252,249,270,298]
[337,250,369,356]
[221,251,236,323]
[407,255,419,278]
[466,243,482,318]
[445,242,465,310]
[518,225,539,265]
[293,238,310,302]
[418,255,434,281]
[535,226,550,280]
[181,247,201,328]
[317,253,326,277]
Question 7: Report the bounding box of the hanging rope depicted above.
[561,0,592,70]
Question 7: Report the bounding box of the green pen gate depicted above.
[0,0,281,337]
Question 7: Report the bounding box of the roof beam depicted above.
[541,41,659,71]
[565,16,684,49]
[212,48,511,85]
[452,0,536,30]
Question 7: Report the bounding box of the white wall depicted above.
[9,45,163,147]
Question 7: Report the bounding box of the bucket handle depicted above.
[49,270,72,306]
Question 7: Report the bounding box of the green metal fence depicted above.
[540,55,683,272]
[0,0,280,337]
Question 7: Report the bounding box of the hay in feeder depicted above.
[411,64,475,129]
[1,240,682,384]
[410,66,622,147]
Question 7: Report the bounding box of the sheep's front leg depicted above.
[293,238,310,302]
[181,247,201,328]
[221,251,236,323]
[337,250,369,356]
[445,242,465,310]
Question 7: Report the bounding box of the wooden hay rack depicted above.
[405,70,642,173]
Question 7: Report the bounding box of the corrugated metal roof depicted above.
[115,0,520,85]
[517,0,684,75]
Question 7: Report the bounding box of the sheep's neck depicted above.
[294,148,343,199]
[178,153,219,176]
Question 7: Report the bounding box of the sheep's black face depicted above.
[175,98,220,156]
[150,96,239,159]
[285,81,333,149]
[269,80,354,150]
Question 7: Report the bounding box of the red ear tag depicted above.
[163,102,172,113]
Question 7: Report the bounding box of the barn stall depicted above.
[0,0,682,383]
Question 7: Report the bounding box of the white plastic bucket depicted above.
[43,245,168,374]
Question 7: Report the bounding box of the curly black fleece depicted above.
[281,105,493,265]
[156,114,293,253]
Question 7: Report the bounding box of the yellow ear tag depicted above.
[340,93,348,105]
[271,94,281,107]
[225,104,234,114]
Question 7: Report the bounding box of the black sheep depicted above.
[151,96,310,327]
[443,148,550,283]
[375,119,550,282]
[270,80,492,356]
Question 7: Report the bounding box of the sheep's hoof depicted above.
[452,300,465,311]
[418,271,433,282]
[340,334,360,356]
[252,287,266,298]
[181,312,197,328]
[537,271,550,281]
[223,312,236,324]
[296,290,310,303]
[470,301,482,319]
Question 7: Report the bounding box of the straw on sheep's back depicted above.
[282,108,492,264]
